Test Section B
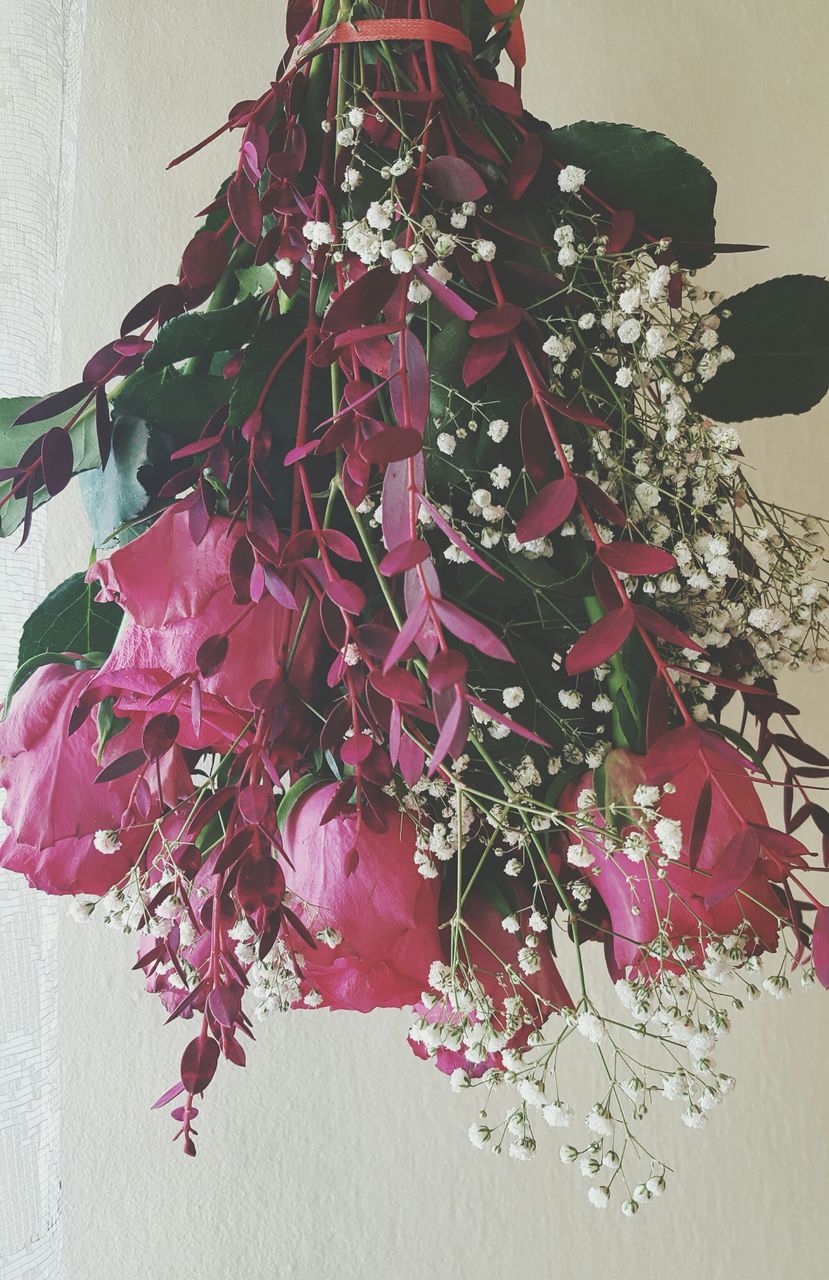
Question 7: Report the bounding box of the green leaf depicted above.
[112,369,228,437]
[236,264,279,299]
[277,774,322,829]
[96,696,130,764]
[0,396,98,538]
[143,296,261,372]
[18,571,122,668]
[544,121,717,267]
[693,275,829,422]
[78,415,152,547]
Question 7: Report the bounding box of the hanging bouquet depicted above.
[2,0,829,1212]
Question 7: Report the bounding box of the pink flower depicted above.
[560,729,803,979]
[409,884,572,1077]
[88,502,322,753]
[280,782,441,1012]
[0,664,190,896]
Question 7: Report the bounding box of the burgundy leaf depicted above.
[120,284,182,337]
[434,600,514,663]
[262,565,298,610]
[520,399,555,486]
[95,386,112,469]
[462,335,510,387]
[606,209,636,254]
[516,475,578,544]
[704,827,760,907]
[370,667,424,704]
[390,330,429,435]
[598,542,677,576]
[180,1034,220,1095]
[576,475,627,527]
[469,303,523,340]
[507,133,543,201]
[341,733,373,766]
[688,779,712,871]
[361,426,423,465]
[425,155,488,202]
[227,174,263,244]
[428,693,464,776]
[565,607,635,675]
[13,382,91,426]
[379,539,430,577]
[539,391,609,430]
[40,427,74,496]
[325,577,366,615]
[196,634,229,678]
[411,265,477,321]
[152,1081,185,1110]
[94,748,146,784]
[419,496,503,580]
[383,599,428,671]
[323,264,396,334]
[142,713,180,761]
[180,231,228,290]
[238,785,272,826]
[207,986,241,1029]
[813,906,829,989]
[428,650,469,692]
[634,605,706,654]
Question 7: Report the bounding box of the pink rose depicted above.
[88,502,323,753]
[409,884,572,1076]
[280,782,441,1012]
[560,729,803,979]
[0,663,190,895]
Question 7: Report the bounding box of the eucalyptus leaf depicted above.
[693,275,829,422]
[544,121,717,268]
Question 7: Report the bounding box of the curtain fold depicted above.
[0,3,86,1276]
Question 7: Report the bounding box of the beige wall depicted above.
[48,3,829,1276]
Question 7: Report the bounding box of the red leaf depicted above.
[425,156,488,202]
[238,785,272,826]
[565,608,635,675]
[95,386,112,469]
[379,539,430,577]
[539,391,609,430]
[40,427,74,496]
[196,634,229,678]
[520,399,555,487]
[433,600,514,663]
[516,475,578,544]
[180,1035,220,1095]
[207,986,241,1028]
[180,231,228,290]
[13,382,91,426]
[325,577,366,615]
[142,713,180,761]
[463,335,510,387]
[428,694,464,776]
[411,266,477,321]
[688,779,712,871]
[469,303,523,340]
[598,542,677,576]
[464,696,550,747]
[576,475,627,527]
[635,605,706,654]
[383,599,428,671]
[508,134,543,201]
[94,748,146,784]
[606,209,636,254]
[419,496,503,580]
[428,650,468,692]
[390,330,429,434]
[262,565,298,610]
[323,264,396,335]
[813,906,829,989]
[341,734,373,766]
[361,426,423,464]
[704,827,760,907]
[227,174,263,244]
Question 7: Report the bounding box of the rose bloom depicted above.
[409,883,572,1077]
[0,664,191,896]
[280,782,441,1013]
[560,730,804,979]
[88,501,322,754]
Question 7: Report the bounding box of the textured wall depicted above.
[49,3,829,1277]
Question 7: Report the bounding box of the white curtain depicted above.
[0,3,86,1276]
